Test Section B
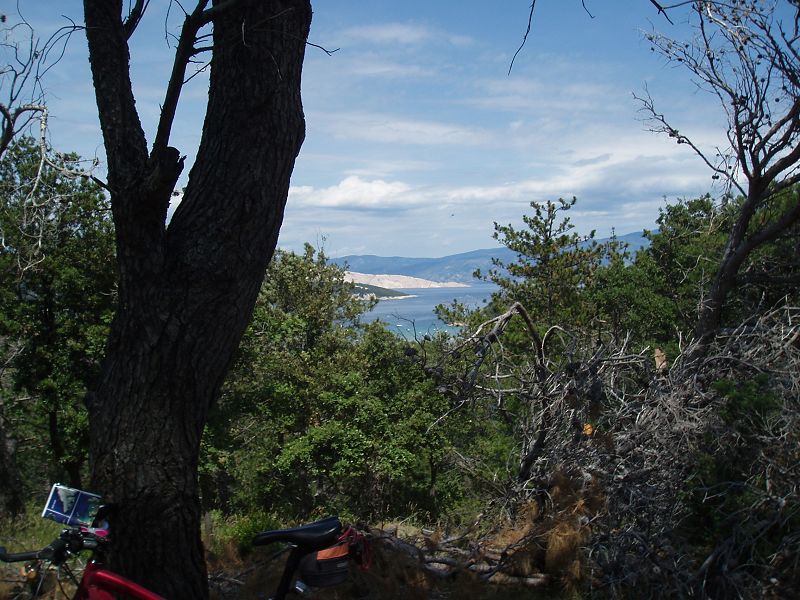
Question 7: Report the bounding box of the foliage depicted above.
[204,510,284,557]
[636,193,799,342]
[0,146,796,598]
[712,373,781,427]
[641,196,730,332]
[640,0,800,347]
[424,186,799,597]
[460,192,798,352]
[480,197,624,329]
[585,250,675,343]
[202,247,465,522]
[0,501,65,553]
[0,137,114,494]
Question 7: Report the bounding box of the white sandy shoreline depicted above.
[345,271,467,289]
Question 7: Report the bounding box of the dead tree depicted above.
[0,8,77,159]
[637,0,800,352]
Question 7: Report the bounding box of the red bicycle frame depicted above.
[0,529,165,600]
[73,560,165,600]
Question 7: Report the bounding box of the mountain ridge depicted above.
[331,231,650,283]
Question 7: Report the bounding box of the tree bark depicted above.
[82,1,311,597]
[693,213,754,348]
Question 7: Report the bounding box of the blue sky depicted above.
[16,1,726,257]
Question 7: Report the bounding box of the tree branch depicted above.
[508,0,536,76]
[123,0,150,39]
[84,1,149,186]
[152,0,209,154]
[745,192,800,249]
[649,0,674,25]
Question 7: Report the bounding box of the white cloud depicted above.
[343,158,436,177]
[340,23,473,47]
[468,71,629,117]
[289,136,713,218]
[289,175,414,208]
[344,57,435,78]
[316,111,494,146]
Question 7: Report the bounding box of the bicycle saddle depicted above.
[252,516,342,551]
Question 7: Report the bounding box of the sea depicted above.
[360,282,498,339]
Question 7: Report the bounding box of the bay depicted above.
[361,283,498,339]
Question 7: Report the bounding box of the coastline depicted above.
[356,293,418,301]
[345,271,467,289]
[378,294,418,300]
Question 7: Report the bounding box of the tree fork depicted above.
[83,1,312,597]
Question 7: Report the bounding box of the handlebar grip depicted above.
[0,546,42,562]
[0,536,70,563]
[39,538,68,561]
[80,537,99,551]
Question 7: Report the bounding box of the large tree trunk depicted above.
[83,2,311,597]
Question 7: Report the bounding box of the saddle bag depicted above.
[298,525,370,588]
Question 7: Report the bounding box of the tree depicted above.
[0,12,48,159]
[640,0,800,349]
[2,8,97,273]
[642,195,734,337]
[78,2,311,597]
[0,137,114,495]
[204,247,460,522]
[585,248,676,344]
[480,197,623,329]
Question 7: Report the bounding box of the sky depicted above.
[11,1,729,258]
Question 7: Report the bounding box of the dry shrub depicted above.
[545,520,588,574]
[548,471,578,509]
[0,563,62,600]
[0,581,19,600]
[490,500,539,549]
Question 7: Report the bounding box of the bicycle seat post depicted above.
[252,516,342,600]
[272,546,307,600]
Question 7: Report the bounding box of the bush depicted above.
[205,510,284,557]
[713,373,780,428]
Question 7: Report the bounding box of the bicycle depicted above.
[2,481,365,600]
[0,524,165,600]
[0,547,86,600]
[251,515,370,600]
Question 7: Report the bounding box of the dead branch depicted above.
[638,1,800,349]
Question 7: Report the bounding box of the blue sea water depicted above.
[361,283,498,339]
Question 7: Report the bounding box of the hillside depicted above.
[350,282,409,298]
[331,231,650,283]
[345,272,467,289]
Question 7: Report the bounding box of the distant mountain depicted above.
[331,231,651,284]
[333,249,515,284]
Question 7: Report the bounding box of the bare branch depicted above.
[123,0,151,39]
[637,1,800,346]
[633,86,746,196]
[508,0,537,76]
[152,0,210,154]
[0,9,77,158]
[649,0,675,25]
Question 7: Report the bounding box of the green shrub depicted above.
[713,373,780,428]
[206,510,283,557]
[0,501,64,553]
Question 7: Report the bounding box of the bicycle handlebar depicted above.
[0,529,100,565]
[0,547,43,562]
